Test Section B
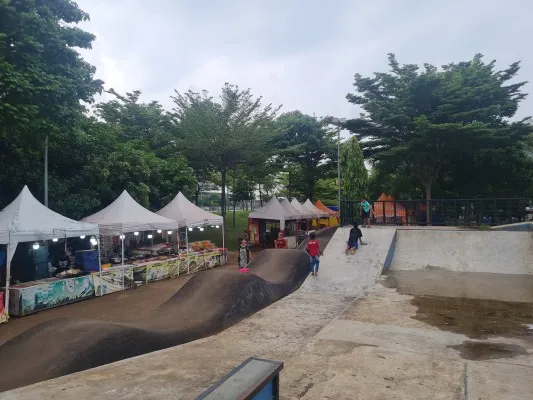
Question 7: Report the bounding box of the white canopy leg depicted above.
[96,235,103,296]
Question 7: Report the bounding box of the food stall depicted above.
[0,186,100,321]
[156,191,225,252]
[248,197,301,248]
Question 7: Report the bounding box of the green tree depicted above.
[346,54,533,221]
[314,178,338,205]
[0,0,103,207]
[340,137,368,201]
[171,83,280,217]
[276,111,336,200]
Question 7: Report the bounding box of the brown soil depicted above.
[448,341,529,360]
[0,228,336,392]
[410,295,533,340]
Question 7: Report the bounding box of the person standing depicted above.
[238,238,252,270]
[360,198,373,228]
[306,232,322,277]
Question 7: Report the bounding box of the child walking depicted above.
[306,232,322,276]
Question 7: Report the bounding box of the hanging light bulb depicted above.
[134,231,139,236]
[80,235,86,239]
[188,227,193,231]
[215,225,220,229]
[32,242,40,250]
[147,234,153,239]
[200,227,205,232]
[52,238,58,242]
[157,230,162,234]
[210,226,214,228]
[167,230,172,235]
[90,236,98,246]
[119,235,125,240]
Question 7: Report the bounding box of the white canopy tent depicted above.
[303,199,329,218]
[156,192,224,250]
[81,190,178,264]
[290,198,316,219]
[279,198,307,220]
[249,197,298,230]
[0,186,99,316]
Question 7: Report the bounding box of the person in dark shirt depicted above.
[345,221,365,255]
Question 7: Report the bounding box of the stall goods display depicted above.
[8,275,95,316]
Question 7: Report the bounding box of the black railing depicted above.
[340,198,527,227]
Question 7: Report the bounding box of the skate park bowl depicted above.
[0,228,337,392]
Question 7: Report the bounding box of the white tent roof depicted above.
[249,197,292,221]
[279,198,306,219]
[157,192,223,228]
[290,198,315,218]
[81,190,177,236]
[303,199,329,218]
[0,186,99,244]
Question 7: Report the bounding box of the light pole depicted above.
[331,118,346,221]
[44,133,48,207]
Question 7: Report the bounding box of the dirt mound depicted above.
[0,228,336,392]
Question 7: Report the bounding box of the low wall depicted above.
[389,229,533,275]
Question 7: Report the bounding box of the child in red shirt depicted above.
[306,232,322,276]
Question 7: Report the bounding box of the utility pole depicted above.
[331,118,346,221]
[44,133,48,207]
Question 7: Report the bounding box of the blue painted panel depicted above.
[252,380,273,400]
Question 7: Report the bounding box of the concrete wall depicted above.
[390,229,533,275]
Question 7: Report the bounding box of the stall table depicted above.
[5,275,95,316]
[131,248,227,285]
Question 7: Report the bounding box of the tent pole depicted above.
[97,235,103,296]
[222,220,226,264]
[185,227,189,274]
[121,234,124,266]
[4,234,11,321]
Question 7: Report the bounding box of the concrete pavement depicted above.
[3,226,533,399]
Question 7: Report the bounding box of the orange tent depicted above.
[314,200,339,216]
[314,199,339,226]
[373,193,407,224]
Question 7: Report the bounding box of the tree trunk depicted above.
[194,183,201,205]
[258,184,263,207]
[232,176,236,228]
[221,171,227,218]
[424,182,432,226]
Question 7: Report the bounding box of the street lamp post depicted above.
[44,133,48,208]
[331,118,346,222]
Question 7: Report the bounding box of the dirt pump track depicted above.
[0,228,336,392]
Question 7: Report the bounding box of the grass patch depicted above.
[186,211,250,250]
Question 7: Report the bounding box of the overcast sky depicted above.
[76,0,533,125]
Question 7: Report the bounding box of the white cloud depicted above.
[75,0,533,122]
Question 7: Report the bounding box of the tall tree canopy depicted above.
[276,111,336,200]
[171,83,280,217]
[0,0,103,207]
[345,54,533,204]
[340,137,368,201]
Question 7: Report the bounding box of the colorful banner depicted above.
[9,275,95,316]
[132,250,226,284]
[92,265,134,295]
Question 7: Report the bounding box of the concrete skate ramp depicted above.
[0,228,336,392]
[390,229,533,275]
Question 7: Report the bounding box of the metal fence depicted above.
[340,198,528,227]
